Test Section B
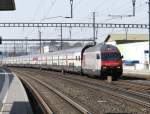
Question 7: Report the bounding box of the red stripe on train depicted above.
[102,60,122,67]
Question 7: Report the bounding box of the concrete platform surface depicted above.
[0,68,33,114]
[123,67,150,79]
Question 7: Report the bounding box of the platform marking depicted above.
[0,69,10,111]
[0,73,12,75]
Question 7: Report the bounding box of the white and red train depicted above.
[2,43,123,80]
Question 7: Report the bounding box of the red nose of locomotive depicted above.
[101,51,123,77]
[102,60,122,67]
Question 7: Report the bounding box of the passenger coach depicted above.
[2,43,123,80]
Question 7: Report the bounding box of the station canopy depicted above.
[0,0,15,10]
[105,34,148,44]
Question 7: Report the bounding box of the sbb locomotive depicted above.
[2,43,123,80]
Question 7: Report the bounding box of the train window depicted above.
[102,53,121,60]
[76,56,78,61]
[78,56,80,61]
[96,54,100,59]
[69,63,74,67]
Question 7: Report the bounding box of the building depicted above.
[106,34,149,70]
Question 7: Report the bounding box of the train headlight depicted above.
[103,66,107,69]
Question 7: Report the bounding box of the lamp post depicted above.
[70,0,73,18]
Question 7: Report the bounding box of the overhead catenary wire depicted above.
[43,0,57,20]
[100,0,147,23]
[74,0,86,9]
[94,0,115,12]
[73,0,108,22]
[103,0,147,24]
[27,0,44,39]
[100,1,132,16]
[66,0,146,40]
[75,0,132,23]
[19,0,148,46]
[32,0,44,22]
[108,0,145,16]
[95,0,127,13]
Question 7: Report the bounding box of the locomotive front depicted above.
[100,44,123,79]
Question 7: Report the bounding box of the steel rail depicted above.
[14,70,92,114]
[15,74,54,114]
[24,69,150,108]
[53,75,150,108]
[37,69,150,97]
[117,80,150,88]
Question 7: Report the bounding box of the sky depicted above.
[0,0,148,43]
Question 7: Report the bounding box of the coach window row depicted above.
[76,56,81,61]
[96,54,100,59]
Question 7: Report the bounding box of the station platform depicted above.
[123,65,150,79]
[0,68,33,114]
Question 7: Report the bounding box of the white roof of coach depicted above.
[4,47,83,60]
[51,47,83,55]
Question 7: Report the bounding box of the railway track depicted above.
[18,76,54,114]
[112,80,150,92]
[13,68,150,108]
[14,70,91,114]
[117,80,150,88]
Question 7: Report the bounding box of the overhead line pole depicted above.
[93,12,96,45]
[39,30,42,54]
[60,25,63,50]
[148,0,150,64]
[70,0,73,18]
[13,41,16,56]
[25,37,28,55]
[132,0,136,16]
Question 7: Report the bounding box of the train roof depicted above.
[23,47,83,57]
[84,44,119,52]
[51,47,83,55]
[4,44,119,60]
[101,44,119,51]
[4,47,83,60]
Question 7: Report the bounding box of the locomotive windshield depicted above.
[101,52,121,61]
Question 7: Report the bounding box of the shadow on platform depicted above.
[2,101,33,114]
